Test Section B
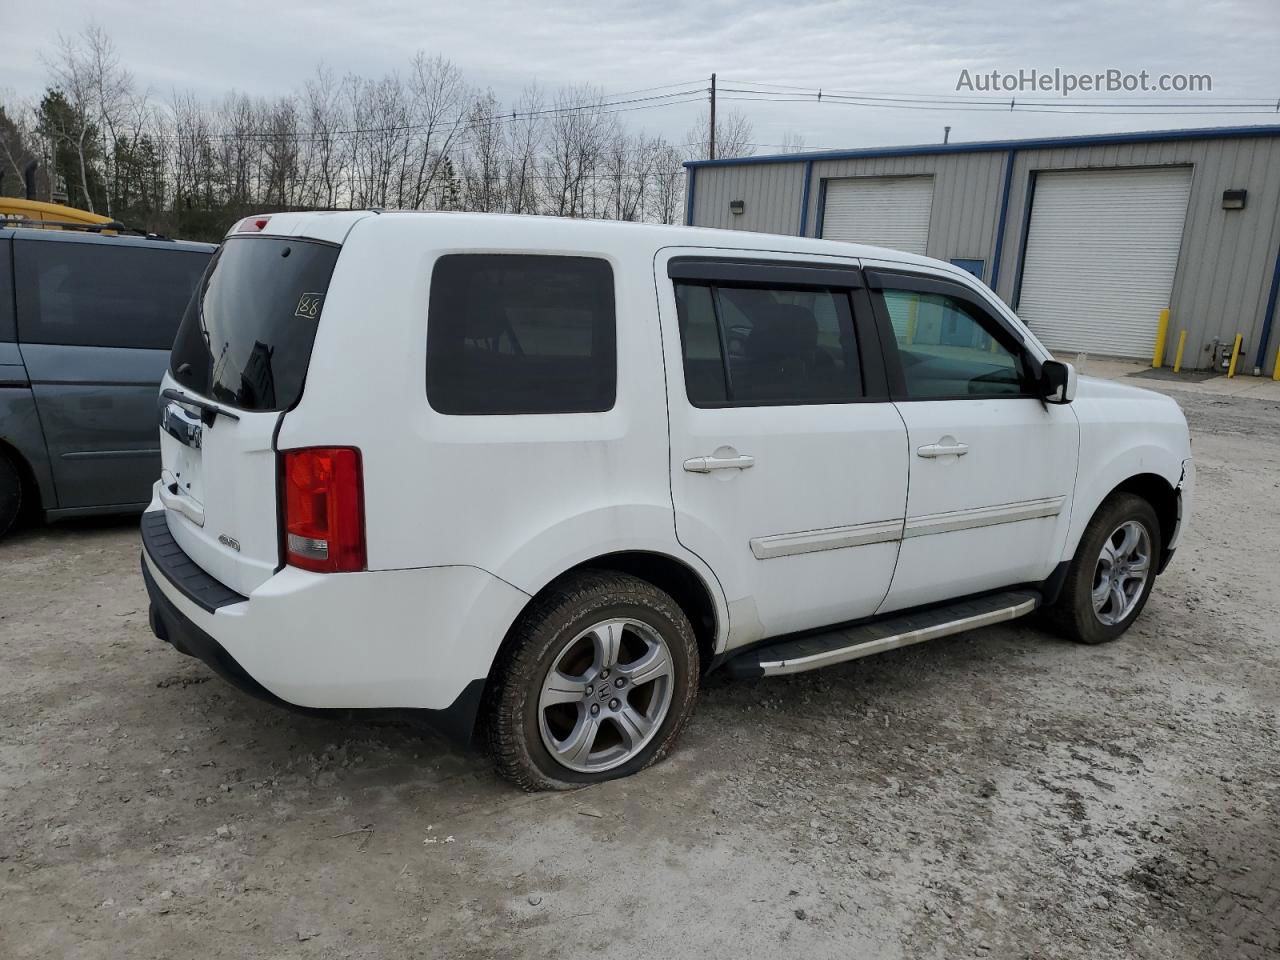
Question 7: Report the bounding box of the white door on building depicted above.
[1016,167,1192,359]
[821,176,934,256]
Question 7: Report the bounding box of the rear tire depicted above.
[0,453,22,540]
[1046,493,1162,645]
[488,571,700,791]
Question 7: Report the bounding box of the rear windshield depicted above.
[169,236,340,411]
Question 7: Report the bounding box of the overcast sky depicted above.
[4,0,1279,152]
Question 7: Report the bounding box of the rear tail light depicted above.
[280,447,365,573]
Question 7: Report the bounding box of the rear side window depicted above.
[674,281,863,406]
[426,254,616,415]
[15,240,209,349]
[169,237,340,412]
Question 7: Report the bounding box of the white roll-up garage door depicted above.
[821,175,934,255]
[1016,167,1192,359]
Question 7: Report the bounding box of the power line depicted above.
[151,86,708,144]
[718,92,1280,116]
[722,78,1279,106]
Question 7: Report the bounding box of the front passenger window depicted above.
[879,288,1030,399]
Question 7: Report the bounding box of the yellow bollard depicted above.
[1152,308,1170,368]
[1173,329,1187,373]
[1274,345,1280,381]
[1226,333,1243,378]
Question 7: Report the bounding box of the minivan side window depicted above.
[15,241,210,350]
[674,281,862,406]
[426,254,616,415]
[876,287,1032,399]
[0,239,14,342]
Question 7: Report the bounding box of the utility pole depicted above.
[709,73,717,160]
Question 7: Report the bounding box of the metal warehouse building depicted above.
[684,124,1280,375]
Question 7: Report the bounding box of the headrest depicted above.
[745,303,819,361]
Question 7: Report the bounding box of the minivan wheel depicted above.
[489,571,700,791]
[1046,493,1162,645]
[0,453,22,539]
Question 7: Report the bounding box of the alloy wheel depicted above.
[1092,520,1152,625]
[537,618,675,774]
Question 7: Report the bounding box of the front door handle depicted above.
[684,454,756,473]
[917,439,969,459]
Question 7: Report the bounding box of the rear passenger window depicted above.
[674,281,862,406]
[426,255,616,415]
[15,240,210,349]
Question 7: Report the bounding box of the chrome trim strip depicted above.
[750,518,904,560]
[903,495,1066,539]
[759,598,1039,676]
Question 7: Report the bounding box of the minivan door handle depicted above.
[684,454,756,473]
[917,438,969,458]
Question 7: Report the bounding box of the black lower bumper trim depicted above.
[143,557,294,709]
[141,557,486,744]
[140,510,247,613]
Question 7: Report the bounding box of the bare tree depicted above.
[0,93,38,196]
[41,31,103,211]
[406,53,467,209]
[503,84,543,214]
[651,141,686,225]
[683,107,754,161]
[302,67,347,208]
[778,130,806,153]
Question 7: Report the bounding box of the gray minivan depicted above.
[0,226,214,537]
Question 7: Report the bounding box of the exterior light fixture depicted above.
[1222,189,1247,210]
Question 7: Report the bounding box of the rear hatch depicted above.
[157,216,359,596]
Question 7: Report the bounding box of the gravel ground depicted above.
[2,386,1278,960]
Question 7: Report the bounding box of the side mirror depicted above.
[1039,360,1077,404]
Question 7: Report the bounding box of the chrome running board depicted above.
[723,589,1041,679]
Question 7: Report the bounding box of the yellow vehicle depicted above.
[0,197,120,231]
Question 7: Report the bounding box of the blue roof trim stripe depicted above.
[684,166,697,226]
[1255,238,1280,371]
[683,124,1280,169]
[988,150,1016,294]
[797,159,814,237]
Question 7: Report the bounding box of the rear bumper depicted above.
[140,509,531,741]
[143,558,294,710]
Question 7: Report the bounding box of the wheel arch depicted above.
[0,434,45,519]
[1069,470,1180,570]
[473,549,726,744]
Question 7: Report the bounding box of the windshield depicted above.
[169,236,341,411]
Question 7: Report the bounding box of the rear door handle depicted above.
[684,454,756,473]
[917,440,969,459]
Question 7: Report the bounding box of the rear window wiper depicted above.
[160,387,241,426]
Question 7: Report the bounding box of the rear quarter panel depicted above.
[276,214,729,647]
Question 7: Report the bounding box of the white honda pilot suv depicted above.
[143,211,1193,790]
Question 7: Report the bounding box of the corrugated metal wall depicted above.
[994,136,1280,373]
[688,133,1280,372]
[805,153,1007,271]
[690,161,806,234]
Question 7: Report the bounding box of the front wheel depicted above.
[1046,492,1162,645]
[488,571,700,791]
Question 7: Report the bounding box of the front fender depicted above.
[1064,441,1186,561]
